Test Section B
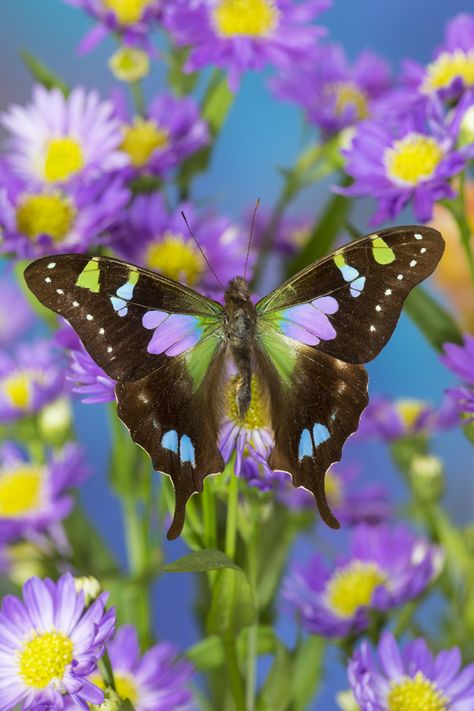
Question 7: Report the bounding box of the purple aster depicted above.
[340,104,466,224]
[0,272,33,347]
[244,206,312,256]
[355,395,458,442]
[349,631,474,711]
[164,0,330,91]
[284,524,440,638]
[93,625,193,710]
[63,0,164,54]
[0,170,129,258]
[1,85,127,188]
[0,572,115,710]
[0,441,88,543]
[441,335,474,420]
[0,340,65,423]
[271,43,391,136]
[56,325,116,405]
[112,90,209,177]
[112,193,250,295]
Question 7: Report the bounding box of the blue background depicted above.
[2,1,474,708]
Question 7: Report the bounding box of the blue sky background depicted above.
[1,1,474,708]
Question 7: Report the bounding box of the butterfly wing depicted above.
[257,226,444,364]
[25,254,226,538]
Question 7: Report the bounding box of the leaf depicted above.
[207,568,256,637]
[21,51,69,94]
[187,626,278,670]
[257,642,293,711]
[163,549,242,573]
[291,637,325,711]
[404,287,463,351]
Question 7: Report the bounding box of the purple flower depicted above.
[0,273,33,347]
[284,524,440,638]
[56,325,116,404]
[441,335,474,420]
[1,86,127,187]
[0,572,115,710]
[0,442,88,543]
[0,340,65,423]
[349,631,474,711]
[164,0,330,91]
[112,193,250,294]
[272,43,391,136]
[94,625,193,710]
[244,206,312,256]
[0,171,130,258]
[341,104,466,224]
[113,90,209,177]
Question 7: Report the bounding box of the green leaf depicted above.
[207,568,256,637]
[291,637,325,711]
[186,626,278,670]
[21,51,69,94]
[257,642,293,711]
[404,287,462,351]
[163,549,242,573]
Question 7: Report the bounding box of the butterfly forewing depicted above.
[257,226,444,364]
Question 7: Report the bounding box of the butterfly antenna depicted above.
[244,198,260,281]
[180,211,224,289]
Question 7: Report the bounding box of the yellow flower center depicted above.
[121,118,169,167]
[328,81,369,120]
[115,673,139,705]
[109,47,150,82]
[422,49,474,94]
[0,465,43,517]
[325,560,386,618]
[227,375,267,429]
[102,0,153,24]
[385,133,444,186]
[146,232,205,285]
[325,470,343,507]
[387,671,448,711]
[16,193,76,242]
[212,0,279,37]
[18,631,74,689]
[44,137,85,183]
[396,399,425,429]
[1,369,47,410]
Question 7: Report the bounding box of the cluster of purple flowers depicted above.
[441,334,474,421]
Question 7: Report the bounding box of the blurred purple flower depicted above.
[100,625,193,710]
[0,272,33,347]
[0,441,88,543]
[340,104,466,224]
[349,631,474,711]
[0,572,115,710]
[164,0,330,91]
[112,192,250,295]
[284,524,440,638]
[1,86,127,187]
[272,43,391,136]
[56,325,116,404]
[441,335,474,420]
[0,171,130,258]
[244,206,312,256]
[63,0,164,54]
[0,340,65,423]
[113,90,209,177]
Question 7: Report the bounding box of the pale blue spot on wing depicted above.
[298,428,313,461]
[161,429,178,454]
[340,264,359,282]
[110,296,128,317]
[313,423,330,447]
[180,434,196,467]
[350,276,366,298]
[116,281,135,301]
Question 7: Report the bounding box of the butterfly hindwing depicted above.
[257,226,444,364]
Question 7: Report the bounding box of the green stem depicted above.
[100,651,116,690]
[245,535,259,711]
[225,468,239,560]
[449,180,474,287]
[202,478,218,550]
[130,81,146,116]
[223,637,246,711]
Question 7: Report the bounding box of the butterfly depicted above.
[24,225,444,539]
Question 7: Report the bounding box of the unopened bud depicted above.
[410,454,444,502]
[39,397,72,445]
[7,542,45,587]
[91,687,121,711]
[74,576,102,605]
[336,690,361,711]
[109,47,150,83]
[459,105,474,148]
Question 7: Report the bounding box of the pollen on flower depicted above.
[385,133,444,186]
[115,673,139,705]
[18,631,74,689]
[212,0,280,38]
[422,49,474,94]
[0,465,43,517]
[387,671,448,711]
[146,232,205,285]
[396,399,425,429]
[44,137,85,182]
[227,376,267,429]
[327,81,369,120]
[16,193,76,242]
[102,0,154,25]
[325,560,386,618]
[1,369,46,410]
[121,117,168,167]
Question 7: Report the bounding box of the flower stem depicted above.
[202,478,217,550]
[449,178,474,288]
[225,467,239,560]
[223,636,246,711]
[130,80,146,117]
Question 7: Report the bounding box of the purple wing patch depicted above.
[143,310,203,356]
[277,296,338,345]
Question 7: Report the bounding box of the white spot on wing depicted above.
[56,289,64,295]
[397,274,404,280]
[73,301,79,307]
[375,305,382,312]
[370,325,376,332]
[410,259,417,267]
[420,247,426,254]
[385,288,392,296]
[99,328,105,335]
[45,277,51,283]
[107,346,113,353]
[86,314,93,321]
[47,262,56,269]
[415,233,423,240]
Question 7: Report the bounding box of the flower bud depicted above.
[409,454,444,502]
[336,690,361,711]
[74,576,102,605]
[6,542,45,587]
[39,397,72,445]
[109,47,150,83]
[458,105,474,148]
[91,688,121,711]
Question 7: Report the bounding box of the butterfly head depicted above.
[224,276,251,305]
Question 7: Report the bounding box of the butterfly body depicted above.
[24,225,445,539]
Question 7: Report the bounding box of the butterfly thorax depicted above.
[223,277,257,420]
